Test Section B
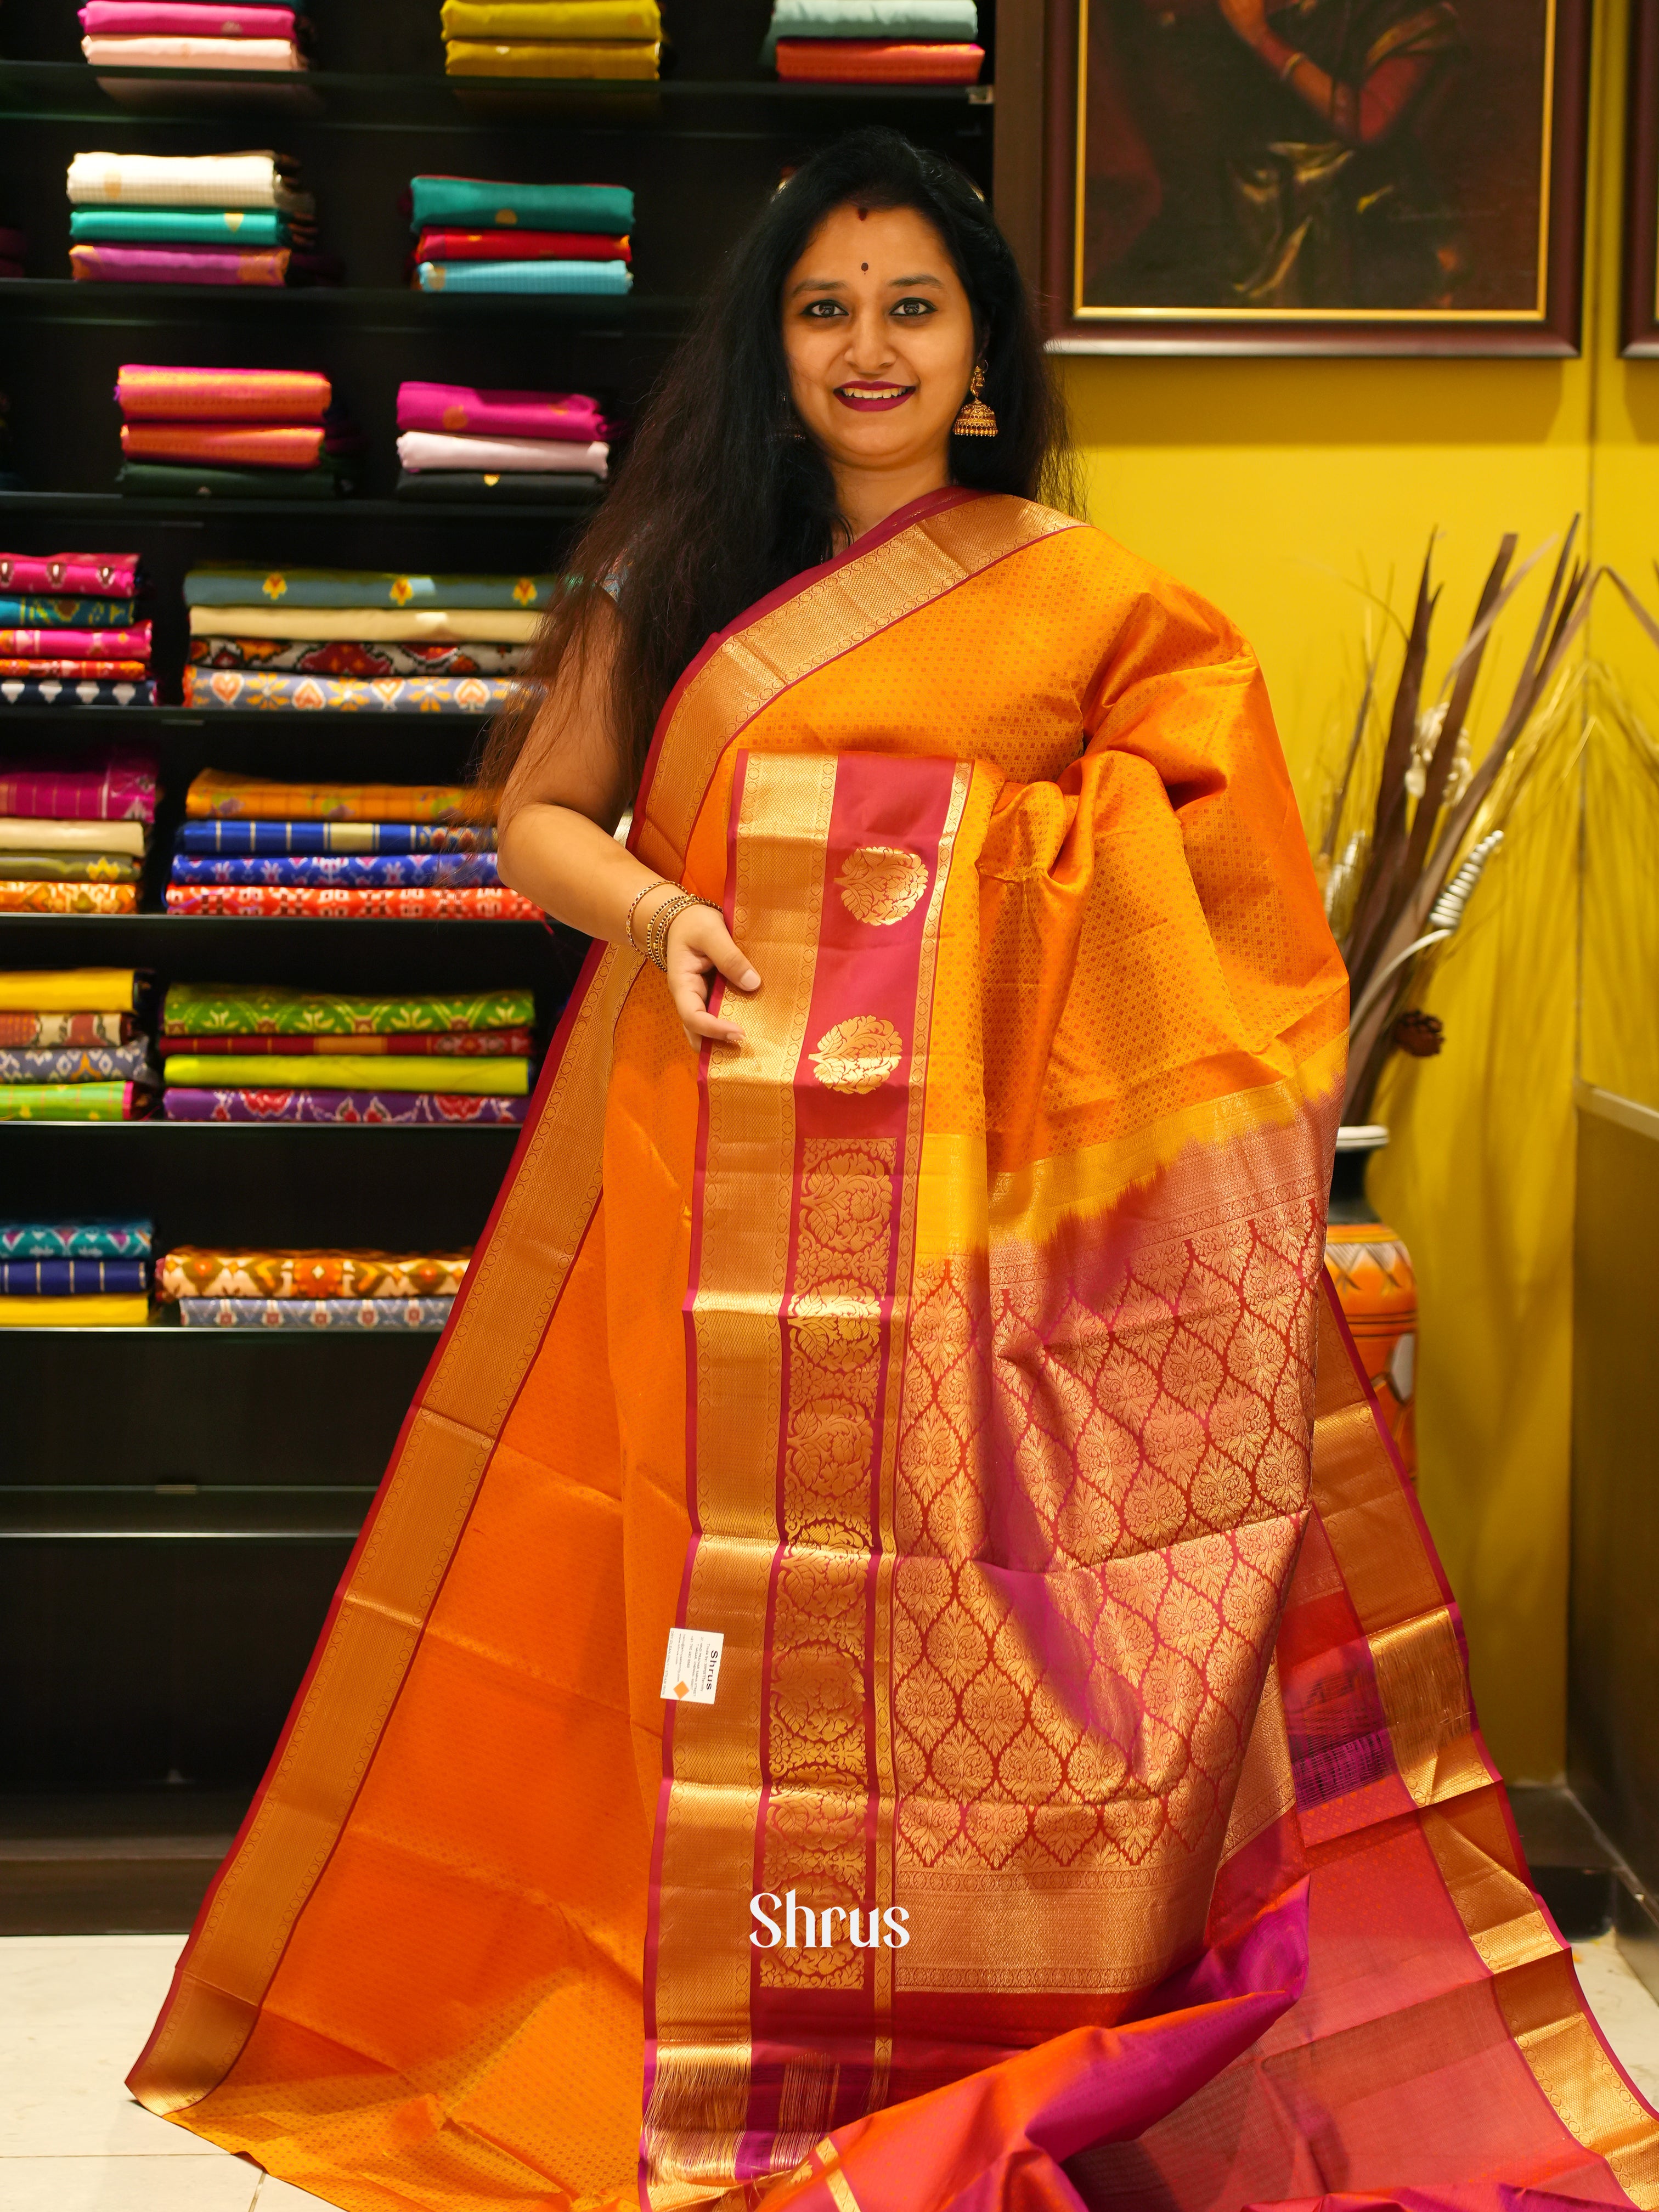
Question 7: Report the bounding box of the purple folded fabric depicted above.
[394,381,605,444]
[0,753,157,822]
[163,1087,529,1125]
[80,0,298,30]
[71,242,290,287]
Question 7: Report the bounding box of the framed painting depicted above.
[1624,0,1659,354]
[1036,0,1592,353]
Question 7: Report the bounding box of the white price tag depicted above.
[661,1626,724,1706]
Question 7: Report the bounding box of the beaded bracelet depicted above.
[644,889,719,972]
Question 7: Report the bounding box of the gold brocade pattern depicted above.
[810,1017,903,1096]
[761,1139,895,1991]
[837,846,929,927]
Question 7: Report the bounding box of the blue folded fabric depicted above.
[0,595,137,627]
[416,258,632,295]
[0,1043,152,1085]
[0,1219,154,1259]
[175,820,497,854]
[409,177,634,234]
[169,852,500,888]
[0,1257,148,1294]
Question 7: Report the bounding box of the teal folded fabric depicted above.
[185,567,558,610]
[70,207,292,246]
[409,177,634,235]
[761,0,977,51]
[416,258,631,294]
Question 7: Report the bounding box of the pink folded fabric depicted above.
[395,429,608,474]
[395,381,605,443]
[0,626,153,658]
[117,364,330,421]
[0,754,157,822]
[80,2,298,31]
[0,554,139,595]
[74,242,289,286]
[121,422,324,469]
[82,32,305,66]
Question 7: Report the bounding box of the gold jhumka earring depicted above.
[952,363,997,437]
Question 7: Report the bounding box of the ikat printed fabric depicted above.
[161,1087,527,1124]
[168,853,501,888]
[0,1218,153,1258]
[0,1041,152,1083]
[178,1296,455,1328]
[161,884,539,918]
[158,1248,470,1300]
[160,983,532,1034]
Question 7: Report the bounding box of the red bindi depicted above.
[861,261,868,272]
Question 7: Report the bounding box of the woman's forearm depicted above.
[496,798,681,948]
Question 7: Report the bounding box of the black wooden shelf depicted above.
[0,489,602,522]
[0,279,690,335]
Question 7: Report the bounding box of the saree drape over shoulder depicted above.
[129,490,1659,2212]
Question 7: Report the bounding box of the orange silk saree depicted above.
[129,489,1659,2212]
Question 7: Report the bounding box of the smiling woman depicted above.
[126,125,1655,2212]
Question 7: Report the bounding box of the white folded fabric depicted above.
[187,605,541,643]
[67,150,312,214]
[0,819,146,855]
[396,431,610,476]
[82,34,308,67]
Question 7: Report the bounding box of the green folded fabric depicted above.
[409,176,635,236]
[162,983,534,1036]
[0,1082,134,1121]
[761,0,978,52]
[184,567,559,611]
[117,461,357,501]
[164,1054,529,1095]
[70,207,292,246]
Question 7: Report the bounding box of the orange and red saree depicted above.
[129,489,1659,2212]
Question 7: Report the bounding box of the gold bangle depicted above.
[645,889,718,972]
[1278,46,1308,80]
[624,877,668,953]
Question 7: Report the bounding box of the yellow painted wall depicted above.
[1057,0,1659,1782]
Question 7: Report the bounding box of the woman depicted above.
[131,131,1653,2212]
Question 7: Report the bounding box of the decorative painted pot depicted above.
[1325,1124,1418,1485]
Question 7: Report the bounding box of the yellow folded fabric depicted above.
[0,1294,150,1326]
[0,968,137,1013]
[188,606,540,644]
[441,0,661,35]
[444,37,661,74]
[164,1054,529,1096]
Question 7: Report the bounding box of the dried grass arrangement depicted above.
[1308,524,1596,1121]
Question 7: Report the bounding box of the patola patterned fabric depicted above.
[129,492,1659,2212]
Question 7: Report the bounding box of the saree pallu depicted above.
[773,35,984,75]
[161,1086,528,1124]
[162,1052,527,1093]
[0,1218,153,1257]
[188,640,527,678]
[0,1080,149,1119]
[70,208,293,245]
[130,491,1649,2212]
[178,1296,454,1329]
[168,852,503,887]
[185,770,469,820]
[163,883,539,919]
[121,423,325,470]
[174,820,494,854]
[158,1029,532,1057]
[396,381,607,440]
[0,758,155,825]
[0,1256,148,1294]
[159,1249,470,1300]
[74,243,293,286]
[161,982,532,1034]
[184,566,555,612]
[0,1040,150,1082]
[415,258,632,294]
[0,881,139,913]
[0,677,156,706]
[116,364,329,420]
[409,176,634,233]
[0,1009,137,1045]
[182,670,517,713]
[0,852,142,883]
[0,595,138,627]
[0,552,139,594]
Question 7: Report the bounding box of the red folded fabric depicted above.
[116,364,330,422]
[79,1,299,31]
[394,380,605,443]
[120,422,324,469]
[0,553,139,594]
[0,626,152,657]
[773,38,984,78]
[0,658,150,679]
[413,227,629,264]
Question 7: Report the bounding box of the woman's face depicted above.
[781,201,978,485]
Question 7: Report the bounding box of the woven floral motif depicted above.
[808,1014,903,1094]
[836,844,929,927]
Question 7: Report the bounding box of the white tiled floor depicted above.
[6,1929,1659,2208]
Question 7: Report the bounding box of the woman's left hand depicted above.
[663,902,761,1049]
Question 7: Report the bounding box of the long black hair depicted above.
[478,126,1079,802]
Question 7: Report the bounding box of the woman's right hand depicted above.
[661,901,761,1049]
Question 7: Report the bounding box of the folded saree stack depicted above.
[0,757,154,912]
[408,174,633,300]
[68,150,331,289]
[394,382,608,500]
[0,548,155,704]
[0,968,155,1116]
[159,978,535,1123]
[763,0,983,78]
[79,0,311,76]
[166,769,540,917]
[157,1243,471,1327]
[116,364,360,501]
[439,0,659,78]
[0,1215,153,1326]
[181,564,551,707]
